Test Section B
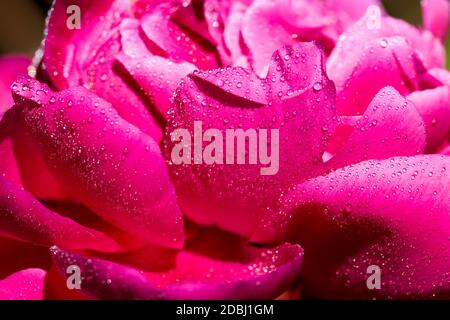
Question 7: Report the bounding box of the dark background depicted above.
[0,0,448,66]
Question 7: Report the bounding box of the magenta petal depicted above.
[429,68,450,86]
[334,36,420,115]
[190,67,268,105]
[440,144,450,155]
[408,86,450,151]
[242,0,332,76]
[119,18,150,58]
[324,0,382,25]
[164,42,336,237]
[0,176,121,251]
[328,87,426,168]
[81,34,163,141]
[328,5,445,87]
[12,77,184,249]
[422,0,450,41]
[221,1,249,66]
[44,1,162,140]
[0,56,31,187]
[255,155,450,298]
[117,53,196,117]
[0,56,30,113]
[0,269,46,300]
[43,0,132,89]
[50,229,303,300]
[141,11,217,70]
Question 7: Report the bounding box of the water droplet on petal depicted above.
[313,82,322,92]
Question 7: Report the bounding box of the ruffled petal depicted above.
[324,0,383,26]
[0,237,50,279]
[327,87,426,168]
[43,0,132,88]
[242,0,333,76]
[422,0,450,41]
[0,176,121,251]
[164,42,336,237]
[0,56,30,187]
[50,227,303,300]
[254,155,450,299]
[334,36,421,115]
[328,5,445,91]
[0,269,46,300]
[0,56,30,113]
[117,53,196,117]
[12,76,183,249]
[43,0,162,140]
[429,68,450,86]
[408,86,450,151]
[141,10,217,69]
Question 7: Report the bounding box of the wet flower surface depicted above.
[0,0,449,300]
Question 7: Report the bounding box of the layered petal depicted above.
[0,237,50,279]
[43,0,162,140]
[141,10,217,70]
[334,36,422,115]
[0,56,30,186]
[328,5,445,94]
[164,42,336,237]
[0,176,121,252]
[12,76,183,249]
[50,227,303,300]
[43,0,132,88]
[255,155,450,299]
[0,56,30,113]
[408,86,450,151]
[117,54,196,117]
[327,87,426,168]
[422,0,450,41]
[324,0,382,27]
[0,269,46,300]
[242,0,335,76]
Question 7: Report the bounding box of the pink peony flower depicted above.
[0,0,449,300]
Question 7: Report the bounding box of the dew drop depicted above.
[313,82,322,92]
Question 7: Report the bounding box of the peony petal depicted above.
[12,76,183,249]
[408,86,450,152]
[0,176,121,252]
[164,42,336,237]
[440,144,450,155]
[43,0,132,89]
[119,18,149,58]
[0,269,46,300]
[141,10,217,70]
[189,66,268,105]
[324,0,383,27]
[43,0,162,140]
[429,68,450,86]
[50,227,303,300]
[254,155,450,299]
[0,56,30,187]
[0,56,30,113]
[422,0,450,42]
[80,33,163,140]
[242,0,333,77]
[8,112,72,199]
[223,2,250,67]
[117,53,196,117]
[0,236,50,279]
[327,87,426,168]
[334,36,421,115]
[328,5,445,92]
